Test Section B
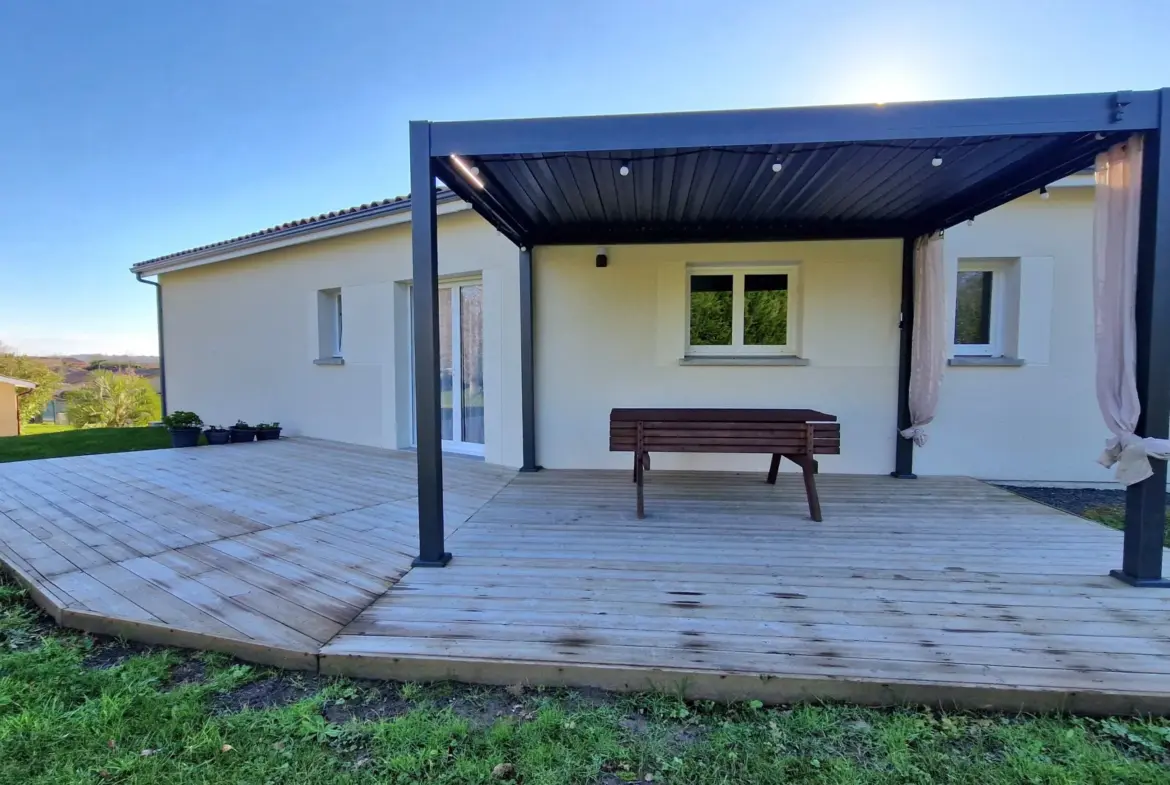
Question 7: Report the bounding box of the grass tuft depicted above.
[1082,504,1170,547]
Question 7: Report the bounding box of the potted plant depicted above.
[162,411,203,448]
[204,425,230,445]
[229,419,257,443]
[256,422,282,441]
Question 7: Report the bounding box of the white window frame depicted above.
[332,290,343,357]
[316,288,343,361]
[685,263,799,357]
[953,261,1006,357]
[409,277,485,457]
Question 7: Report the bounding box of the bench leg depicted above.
[781,454,823,522]
[796,455,823,522]
[766,453,781,484]
[635,452,646,519]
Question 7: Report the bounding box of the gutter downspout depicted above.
[135,272,168,417]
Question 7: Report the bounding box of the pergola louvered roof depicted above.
[420,90,1162,246]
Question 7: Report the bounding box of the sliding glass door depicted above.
[414,279,484,456]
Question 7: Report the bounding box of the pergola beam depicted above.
[429,91,1160,157]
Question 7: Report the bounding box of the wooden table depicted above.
[609,408,840,520]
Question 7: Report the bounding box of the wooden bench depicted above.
[609,408,841,521]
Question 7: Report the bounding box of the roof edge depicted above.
[0,374,37,389]
[131,190,465,276]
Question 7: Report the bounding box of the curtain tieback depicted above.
[899,426,929,447]
[1098,432,1170,485]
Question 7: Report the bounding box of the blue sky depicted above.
[1,0,1168,355]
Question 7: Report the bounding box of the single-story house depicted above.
[131,88,1170,587]
[131,168,1106,479]
[0,375,36,437]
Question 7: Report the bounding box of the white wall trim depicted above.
[136,201,472,277]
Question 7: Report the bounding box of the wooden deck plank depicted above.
[330,618,1170,675]
[117,556,319,650]
[178,543,366,624]
[343,605,1170,656]
[320,635,1170,693]
[49,570,160,622]
[84,562,251,640]
[202,538,380,607]
[3,442,1168,714]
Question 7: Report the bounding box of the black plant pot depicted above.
[256,428,282,441]
[229,428,257,443]
[205,429,230,445]
[169,427,202,448]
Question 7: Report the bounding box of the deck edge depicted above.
[61,608,320,672]
[318,650,1170,716]
[0,552,69,624]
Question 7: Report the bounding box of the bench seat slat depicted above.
[613,443,840,455]
[613,421,839,433]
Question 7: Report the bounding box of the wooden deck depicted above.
[2,439,1169,713]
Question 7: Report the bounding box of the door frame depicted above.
[410,276,485,457]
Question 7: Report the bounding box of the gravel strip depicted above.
[996,485,1124,516]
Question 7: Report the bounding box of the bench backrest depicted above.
[609,418,841,455]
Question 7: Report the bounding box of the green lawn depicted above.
[0,578,1168,784]
[21,422,76,436]
[0,426,175,463]
[1083,505,1170,548]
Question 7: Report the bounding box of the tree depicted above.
[0,352,62,424]
[65,370,161,428]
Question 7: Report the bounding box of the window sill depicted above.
[948,356,1025,367]
[313,357,345,366]
[679,356,810,367]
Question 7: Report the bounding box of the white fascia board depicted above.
[133,200,472,277]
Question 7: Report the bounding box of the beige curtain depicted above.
[1094,135,1170,484]
[900,232,946,446]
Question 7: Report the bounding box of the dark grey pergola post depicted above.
[409,120,450,567]
[1114,89,1170,588]
[518,247,539,472]
[892,236,916,479]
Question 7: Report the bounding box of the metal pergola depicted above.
[409,88,1170,587]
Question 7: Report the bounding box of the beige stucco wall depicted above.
[533,240,903,474]
[917,186,1110,481]
[0,383,19,437]
[157,184,1110,481]
[160,209,525,467]
[532,186,1109,480]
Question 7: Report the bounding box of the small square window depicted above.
[686,265,797,356]
[317,288,343,360]
[954,265,1002,356]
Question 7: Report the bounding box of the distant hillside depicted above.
[72,354,160,365]
[29,355,161,394]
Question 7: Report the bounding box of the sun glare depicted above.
[833,64,927,106]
